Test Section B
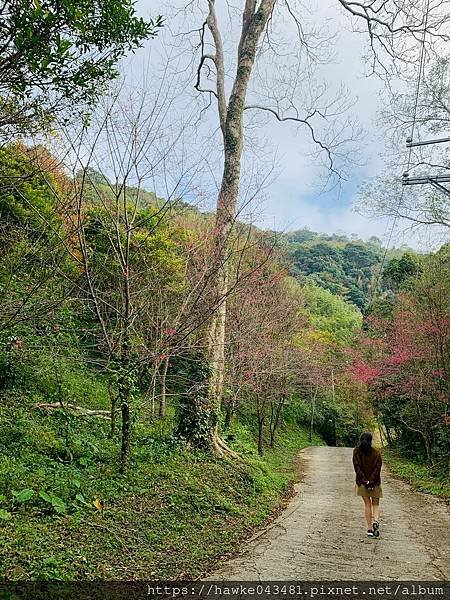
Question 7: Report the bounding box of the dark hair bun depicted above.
[359,431,372,456]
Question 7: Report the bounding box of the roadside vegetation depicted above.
[0,388,323,579]
[382,450,450,502]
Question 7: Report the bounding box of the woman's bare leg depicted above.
[372,498,380,522]
[363,497,372,528]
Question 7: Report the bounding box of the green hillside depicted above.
[284,228,411,309]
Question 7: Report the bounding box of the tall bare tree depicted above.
[168,0,450,455]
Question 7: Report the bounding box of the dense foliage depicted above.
[349,245,450,473]
[0,145,370,459]
[0,0,162,136]
[286,229,389,308]
[0,142,374,578]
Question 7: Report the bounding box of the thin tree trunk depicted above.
[422,430,434,466]
[309,383,318,443]
[120,410,131,471]
[382,418,393,445]
[120,202,132,473]
[150,363,158,418]
[158,355,169,419]
[224,394,236,429]
[269,394,285,448]
[269,402,276,448]
[258,416,264,456]
[108,381,117,437]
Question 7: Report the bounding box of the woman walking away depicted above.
[353,431,383,538]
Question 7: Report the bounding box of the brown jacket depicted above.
[352,447,382,486]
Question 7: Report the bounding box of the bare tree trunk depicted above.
[150,363,158,418]
[269,394,285,448]
[120,203,133,473]
[381,417,393,445]
[257,415,265,456]
[422,430,434,466]
[158,355,169,419]
[224,393,236,430]
[204,0,276,456]
[108,381,117,437]
[119,340,132,473]
[120,399,131,473]
[309,383,318,443]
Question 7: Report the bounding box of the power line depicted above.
[368,0,431,308]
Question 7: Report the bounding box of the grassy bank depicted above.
[0,389,323,580]
[383,448,450,502]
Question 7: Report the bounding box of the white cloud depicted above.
[127,1,447,251]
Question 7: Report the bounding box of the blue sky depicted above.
[125,1,445,250]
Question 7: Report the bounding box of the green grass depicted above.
[383,448,450,502]
[0,387,323,580]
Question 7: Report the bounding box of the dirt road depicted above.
[211,447,450,580]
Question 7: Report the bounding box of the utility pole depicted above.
[402,139,450,199]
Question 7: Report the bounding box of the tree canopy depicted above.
[287,230,385,309]
[0,0,162,135]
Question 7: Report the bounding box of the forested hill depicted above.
[80,168,408,312]
[283,228,406,309]
[80,168,413,312]
[78,167,208,220]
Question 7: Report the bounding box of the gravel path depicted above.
[211,447,450,580]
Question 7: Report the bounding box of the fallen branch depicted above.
[33,402,113,420]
